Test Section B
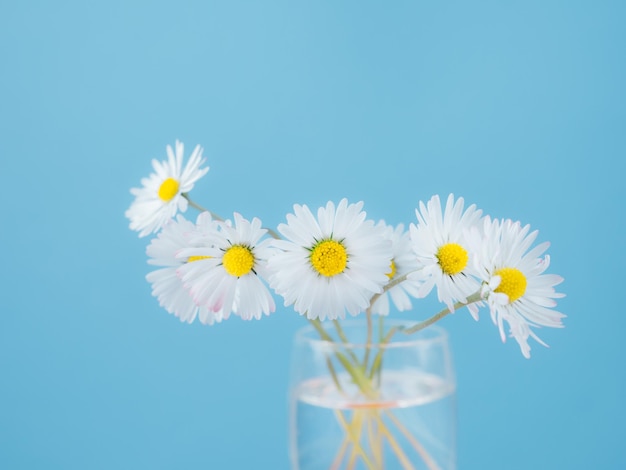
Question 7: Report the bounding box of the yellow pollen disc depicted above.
[222,245,255,277]
[494,267,527,303]
[386,260,397,279]
[158,177,180,202]
[187,255,210,263]
[436,243,468,275]
[310,240,348,277]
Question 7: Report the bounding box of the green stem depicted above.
[375,315,385,387]
[310,318,333,341]
[334,410,377,470]
[330,440,349,470]
[335,351,377,397]
[366,413,383,468]
[310,290,482,470]
[333,320,361,364]
[367,324,403,380]
[402,291,482,335]
[384,410,442,470]
[373,413,416,470]
[181,193,282,239]
[367,292,483,382]
[362,309,373,370]
[181,193,223,221]
[369,273,410,308]
[326,357,344,394]
[310,319,376,397]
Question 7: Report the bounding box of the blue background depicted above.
[1,1,624,468]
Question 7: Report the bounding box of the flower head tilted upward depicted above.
[177,213,276,321]
[268,199,392,320]
[409,194,483,316]
[126,140,209,237]
[469,217,566,358]
[145,212,225,325]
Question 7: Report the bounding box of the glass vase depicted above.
[289,319,456,470]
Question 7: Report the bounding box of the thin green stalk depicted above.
[402,292,482,335]
[181,193,223,221]
[181,193,282,239]
[373,413,416,470]
[346,411,364,470]
[367,292,482,381]
[326,357,344,394]
[333,320,361,364]
[309,319,376,397]
[329,439,349,470]
[368,273,410,308]
[367,325,403,381]
[367,411,384,468]
[310,318,333,341]
[335,410,377,470]
[384,410,442,470]
[374,315,385,387]
[335,351,377,397]
[362,309,373,371]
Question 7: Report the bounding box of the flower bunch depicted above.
[126,141,565,358]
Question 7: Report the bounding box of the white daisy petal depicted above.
[126,140,209,237]
[409,194,483,314]
[177,213,276,320]
[145,213,224,324]
[472,217,566,358]
[268,199,392,320]
[370,222,423,316]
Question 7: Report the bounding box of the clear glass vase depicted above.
[289,319,456,470]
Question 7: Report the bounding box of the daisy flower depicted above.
[469,217,565,358]
[145,212,225,325]
[177,213,275,321]
[409,194,483,316]
[268,199,392,321]
[126,140,209,237]
[370,223,422,316]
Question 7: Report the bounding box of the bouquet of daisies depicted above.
[125,141,565,359]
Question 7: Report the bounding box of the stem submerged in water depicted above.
[306,291,481,469]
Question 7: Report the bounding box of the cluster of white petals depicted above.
[177,213,276,321]
[125,140,208,237]
[146,213,225,325]
[128,141,566,358]
[409,194,483,317]
[468,217,566,358]
[268,199,393,320]
[369,223,422,316]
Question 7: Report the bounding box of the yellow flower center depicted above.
[494,267,527,303]
[386,260,397,279]
[222,245,255,277]
[436,243,468,275]
[158,177,180,202]
[187,255,210,263]
[310,240,348,277]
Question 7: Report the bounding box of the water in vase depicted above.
[290,369,456,470]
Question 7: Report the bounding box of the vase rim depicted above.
[293,319,450,349]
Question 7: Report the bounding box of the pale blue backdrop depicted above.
[1,1,624,469]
